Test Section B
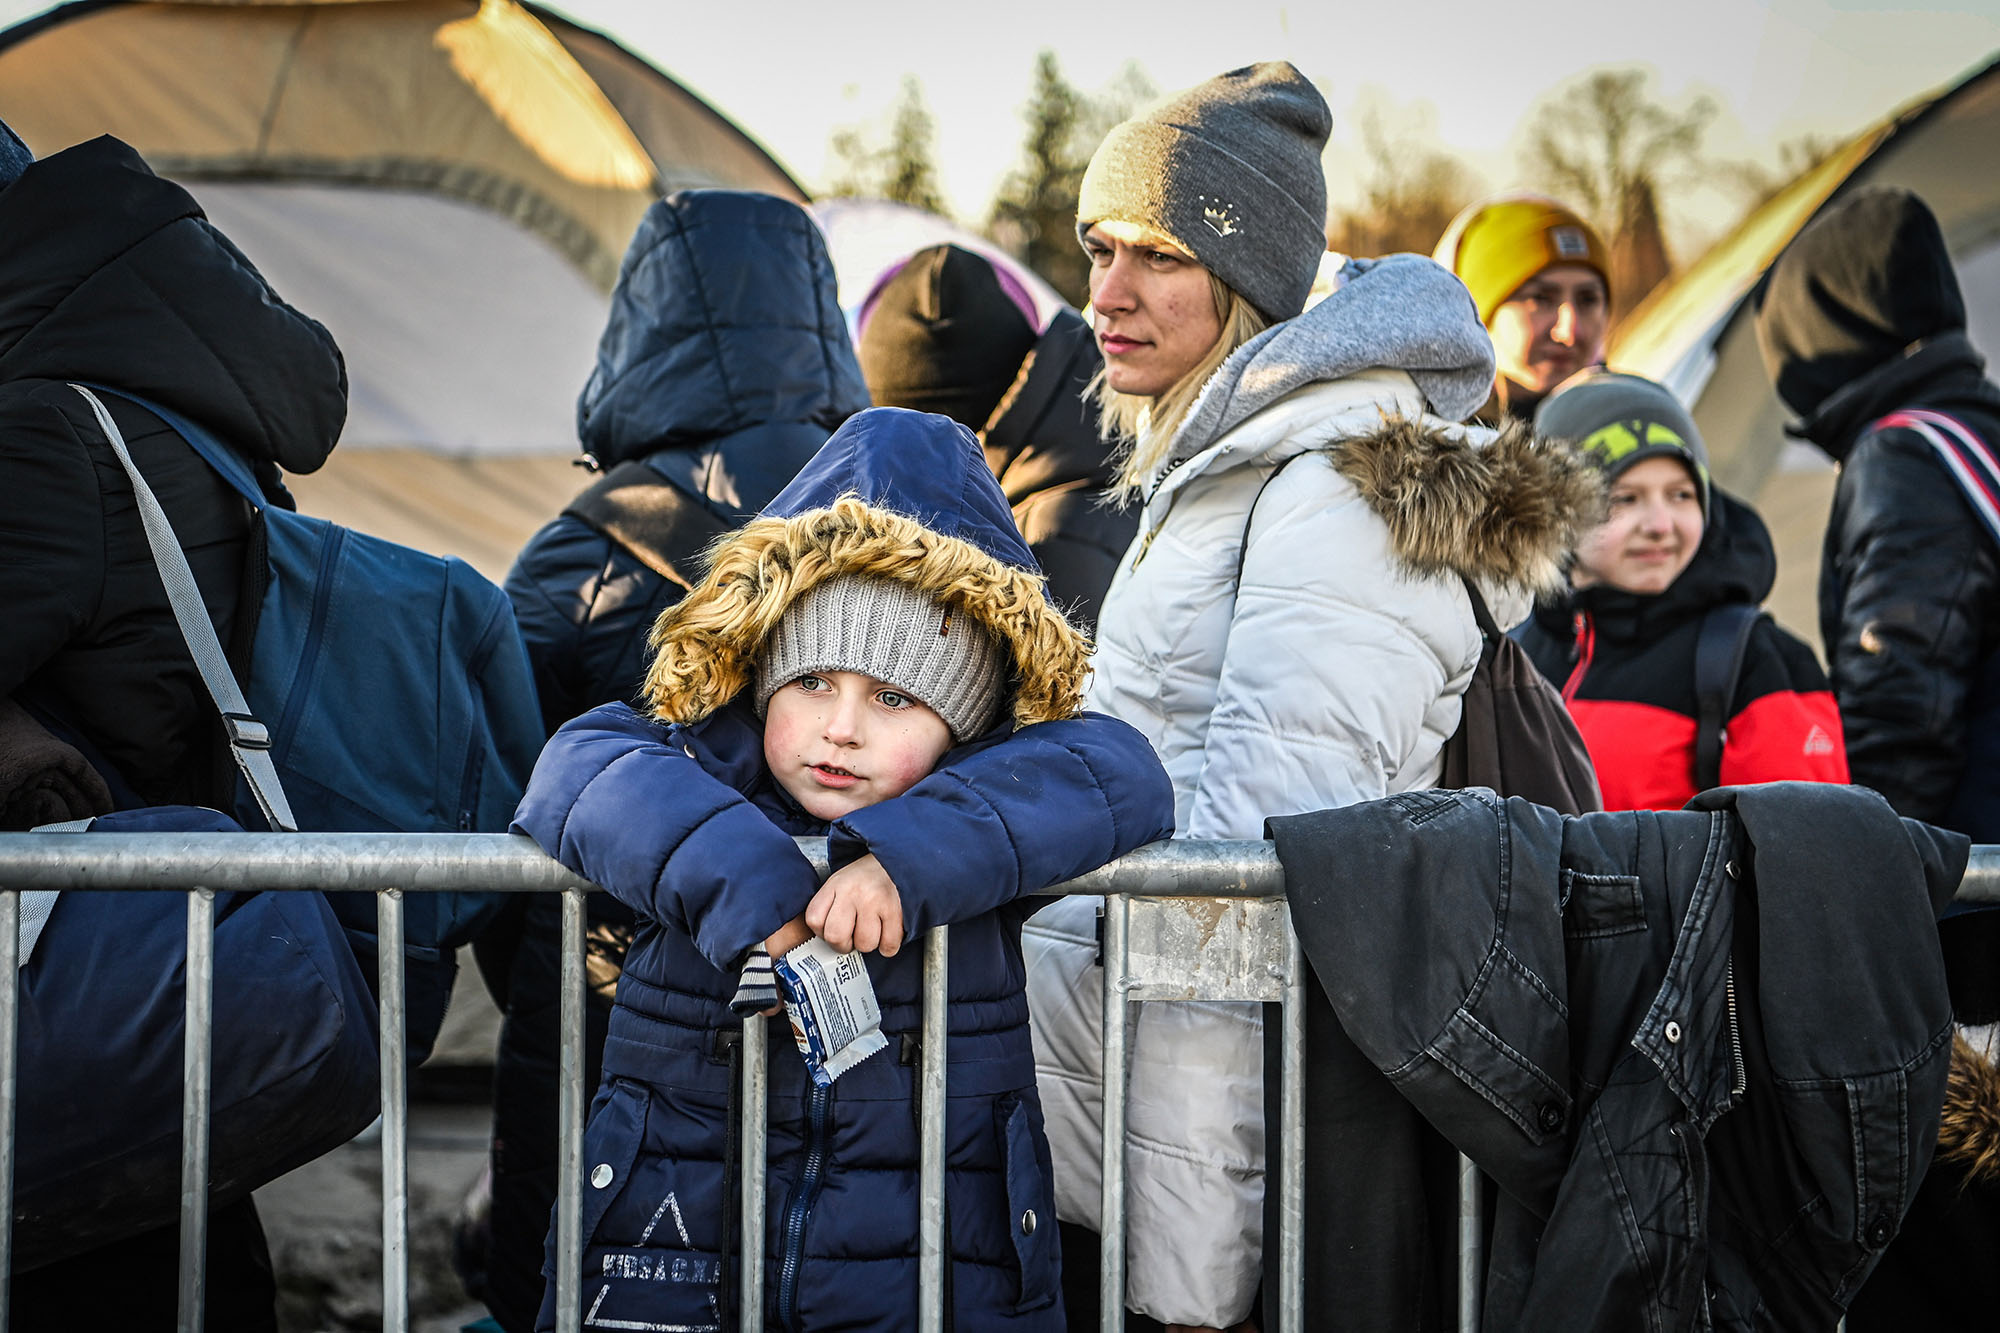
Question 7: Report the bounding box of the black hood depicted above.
[1785,331,2000,463]
[980,309,1115,502]
[1754,186,1966,435]
[1535,487,1775,643]
[576,190,869,472]
[0,136,346,474]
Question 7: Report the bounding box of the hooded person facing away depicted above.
[1755,184,2000,1333]
[470,189,871,1333]
[856,243,1137,632]
[0,125,347,1331]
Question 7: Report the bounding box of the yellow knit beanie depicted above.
[1433,196,1611,326]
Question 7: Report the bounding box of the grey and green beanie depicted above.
[1535,371,1712,519]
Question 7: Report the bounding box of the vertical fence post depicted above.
[739,1010,767,1332]
[377,889,409,1333]
[918,926,950,1333]
[1099,894,1131,1330]
[178,887,215,1333]
[1277,917,1307,1333]
[556,888,586,1333]
[0,889,17,1333]
[1458,1155,1483,1333]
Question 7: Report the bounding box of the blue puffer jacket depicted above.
[504,189,869,734]
[515,409,1175,1332]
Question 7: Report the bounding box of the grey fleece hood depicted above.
[1168,252,1495,467]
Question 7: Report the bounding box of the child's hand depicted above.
[763,915,812,961]
[806,854,905,956]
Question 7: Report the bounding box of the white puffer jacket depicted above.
[1024,257,1595,1327]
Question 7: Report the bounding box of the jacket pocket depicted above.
[997,1094,1059,1313]
[579,1078,649,1246]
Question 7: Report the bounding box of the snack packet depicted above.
[773,936,889,1086]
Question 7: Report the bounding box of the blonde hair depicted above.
[1094,270,1269,500]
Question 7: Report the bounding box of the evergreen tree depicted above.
[987,55,1154,307]
[821,76,949,217]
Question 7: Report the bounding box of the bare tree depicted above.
[986,57,1155,306]
[1326,102,1480,258]
[1523,68,1715,315]
[823,77,949,217]
[1725,134,1843,211]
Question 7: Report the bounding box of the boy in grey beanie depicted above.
[1076,61,1331,324]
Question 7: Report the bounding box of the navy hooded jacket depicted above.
[513,408,1174,1332]
[503,190,870,735]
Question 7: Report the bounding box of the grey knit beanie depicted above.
[1076,62,1331,324]
[1535,371,1712,520]
[754,575,1007,741]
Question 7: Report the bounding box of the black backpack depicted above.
[1440,578,1602,814]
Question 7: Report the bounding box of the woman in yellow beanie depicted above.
[1435,194,1612,423]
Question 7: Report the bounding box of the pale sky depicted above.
[3,0,1997,247]
[548,0,2000,250]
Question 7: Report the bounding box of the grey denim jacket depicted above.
[1272,782,1967,1331]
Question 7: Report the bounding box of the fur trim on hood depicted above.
[1329,415,1603,595]
[1938,1032,2000,1185]
[643,495,1090,730]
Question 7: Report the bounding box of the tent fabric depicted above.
[0,0,804,457]
[1611,52,2000,501]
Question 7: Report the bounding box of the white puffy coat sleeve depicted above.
[1185,450,1471,839]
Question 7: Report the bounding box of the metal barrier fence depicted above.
[1,832,1996,1333]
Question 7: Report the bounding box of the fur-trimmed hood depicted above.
[644,407,1090,730]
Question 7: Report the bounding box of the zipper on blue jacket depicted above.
[775,1083,832,1330]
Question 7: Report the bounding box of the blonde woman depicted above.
[1021,63,1597,1332]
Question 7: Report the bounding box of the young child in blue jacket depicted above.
[513,407,1174,1332]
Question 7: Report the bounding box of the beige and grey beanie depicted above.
[753,574,1007,741]
[1076,61,1331,324]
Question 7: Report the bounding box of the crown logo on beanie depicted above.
[1200,196,1243,238]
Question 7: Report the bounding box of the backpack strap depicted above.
[1692,602,1763,793]
[1235,452,1313,586]
[564,460,734,591]
[68,384,298,832]
[1873,409,2000,548]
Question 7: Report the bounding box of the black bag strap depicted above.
[564,460,733,592]
[1235,451,1313,585]
[1459,575,1501,643]
[1692,602,1764,792]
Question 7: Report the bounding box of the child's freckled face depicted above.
[763,670,954,821]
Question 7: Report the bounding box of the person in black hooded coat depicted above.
[468,188,870,1333]
[855,243,1136,632]
[0,128,348,1331]
[1754,184,2000,1333]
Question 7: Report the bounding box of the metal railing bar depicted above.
[1099,892,1131,1329]
[378,889,409,1333]
[556,888,586,1333]
[1277,919,1306,1333]
[177,887,214,1333]
[2,836,1997,905]
[739,1012,767,1332]
[1458,1155,1484,1333]
[918,927,950,1333]
[0,835,1287,900]
[0,890,17,1333]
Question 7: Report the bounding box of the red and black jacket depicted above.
[1515,488,1848,811]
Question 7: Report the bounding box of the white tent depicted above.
[0,0,804,460]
